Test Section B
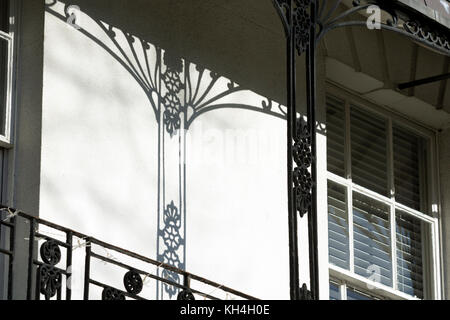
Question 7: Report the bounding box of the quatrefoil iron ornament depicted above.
[39,265,62,300]
[123,270,143,295]
[40,240,62,266]
[177,289,195,301]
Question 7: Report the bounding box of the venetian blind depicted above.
[353,192,392,287]
[328,181,349,270]
[350,107,388,197]
[396,210,426,299]
[326,96,346,177]
[393,125,427,211]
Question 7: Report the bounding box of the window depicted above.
[0,0,14,145]
[326,93,440,300]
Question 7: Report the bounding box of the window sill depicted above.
[329,264,421,301]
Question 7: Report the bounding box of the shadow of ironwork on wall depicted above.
[45,0,287,300]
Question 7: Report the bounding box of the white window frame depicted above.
[325,83,442,300]
[0,0,16,147]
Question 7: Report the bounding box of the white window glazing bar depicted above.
[0,1,15,147]
[432,218,441,299]
[388,118,398,291]
[0,32,11,41]
[340,281,347,300]
[344,98,354,273]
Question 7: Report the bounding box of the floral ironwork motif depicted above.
[293,0,311,55]
[177,289,195,301]
[102,287,126,300]
[159,201,184,298]
[293,117,312,217]
[163,95,182,137]
[123,270,143,295]
[38,265,62,300]
[162,52,184,137]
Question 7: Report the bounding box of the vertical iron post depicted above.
[7,216,16,300]
[83,238,91,300]
[274,0,319,300]
[66,231,73,300]
[26,218,35,300]
[286,0,300,300]
[306,0,319,300]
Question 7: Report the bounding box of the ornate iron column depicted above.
[273,0,319,300]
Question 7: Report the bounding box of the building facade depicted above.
[0,0,449,300]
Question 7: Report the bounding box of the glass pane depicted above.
[393,125,427,212]
[347,287,375,300]
[0,39,7,136]
[329,282,341,300]
[353,192,392,287]
[0,0,8,33]
[328,181,349,269]
[350,107,388,196]
[327,96,346,177]
[396,210,428,299]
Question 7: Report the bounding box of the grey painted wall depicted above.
[8,0,45,299]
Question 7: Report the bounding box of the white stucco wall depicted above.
[39,0,321,300]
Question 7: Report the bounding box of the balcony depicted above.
[0,206,257,300]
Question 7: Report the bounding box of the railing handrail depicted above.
[0,205,259,300]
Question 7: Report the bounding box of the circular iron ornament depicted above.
[294,168,312,218]
[293,140,312,169]
[293,117,312,169]
[123,270,143,295]
[40,240,62,266]
[102,287,126,301]
[177,289,195,301]
[39,265,62,300]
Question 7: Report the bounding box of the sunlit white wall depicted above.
[39,1,301,300]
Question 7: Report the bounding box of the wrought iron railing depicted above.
[0,206,257,300]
